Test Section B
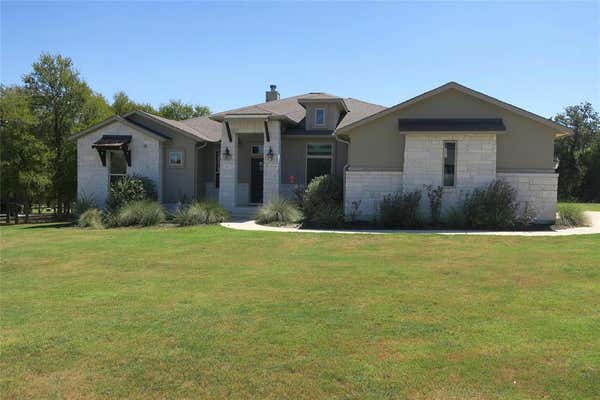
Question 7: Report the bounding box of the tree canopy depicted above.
[553,102,600,202]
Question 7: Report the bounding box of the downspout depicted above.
[195,141,208,199]
[334,132,351,205]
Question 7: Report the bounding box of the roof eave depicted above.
[68,115,169,142]
[126,110,214,142]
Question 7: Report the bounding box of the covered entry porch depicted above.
[217,117,282,213]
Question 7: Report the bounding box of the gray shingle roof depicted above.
[212,93,385,130]
[130,111,222,142]
[179,116,222,141]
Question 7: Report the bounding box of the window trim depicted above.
[305,142,333,185]
[251,144,264,157]
[442,141,457,187]
[315,108,326,127]
[167,149,185,168]
[108,150,127,186]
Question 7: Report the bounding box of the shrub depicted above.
[557,203,587,227]
[379,190,422,227]
[107,175,157,211]
[446,207,466,229]
[256,199,302,226]
[174,201,229,226]
[426,185,443,225]
[463,180,519,228]
[78,208,104,229]
[302,175,343,226]
[109,200,165,227]
[311,204,344,228]
[74,193,97,217]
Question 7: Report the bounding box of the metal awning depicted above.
[92,135,132,166]
[398,118,506,132]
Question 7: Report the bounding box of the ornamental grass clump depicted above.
[256,199,302,226]
[556,203,587,227]
[108,200,165,227]
[174,201,229,226]
[77,208,104,229]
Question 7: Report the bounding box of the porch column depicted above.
[218,122,238,211]
[263,120,281,203]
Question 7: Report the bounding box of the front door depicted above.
[250,157,264,203]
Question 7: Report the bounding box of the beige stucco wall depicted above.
[197,142,220,201]
[281,136,346,186]
[304,103,341,131]
[161,133,198,203]
[347,112,406,170]
[77,121,161,208]
[345,88,557,172]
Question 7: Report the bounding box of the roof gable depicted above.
[335,82,573,137]
[69,115,169,142]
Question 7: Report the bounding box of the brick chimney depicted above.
[265,84,280,102]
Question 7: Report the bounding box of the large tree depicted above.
[553,102,600,201]
[22,53,111,213]
[111,91,157,115]
[158,99,210,120]
[0,85,51,218]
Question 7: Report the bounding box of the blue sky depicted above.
[1,1,598,117]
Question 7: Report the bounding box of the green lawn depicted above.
[1,225,599,399]
[559,202,600,212]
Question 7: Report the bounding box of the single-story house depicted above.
[71,82,572,223]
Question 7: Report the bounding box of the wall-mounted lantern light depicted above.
[266,146,274,161]
[223,147,231,159]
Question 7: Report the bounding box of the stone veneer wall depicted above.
[496,172,558,223]
[403,133,497,215]
[77,121,161,208]
[344,169,403,220]
[263,120,282,204]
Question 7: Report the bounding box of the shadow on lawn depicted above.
[22,222,75,229]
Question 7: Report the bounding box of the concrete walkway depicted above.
[221,212,600,237]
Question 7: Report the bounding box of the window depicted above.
[315,108,325,126]
[306,143,332,184]
[109,151,127,185]
[251,144,264,156]
[443,142,456,187]
[168,150,184,167]
[215,150,220,188]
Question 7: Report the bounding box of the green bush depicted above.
[108,200,165,227]
[107,175,157,211]
[379,190,422,227]
[78,208,104,229]
[302,175,343,227]
[426,185,443,225]
[174,201,229,226]
[74,193,97,217]
[557,203,587,227]
[445,207,466,229]
[463,180,519,228]
[256,199,302,226]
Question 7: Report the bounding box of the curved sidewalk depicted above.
[221,212,600,237]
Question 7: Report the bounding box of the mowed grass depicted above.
[559,202,600,212]
[1,224,599,399]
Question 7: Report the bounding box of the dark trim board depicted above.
[398,118,506,132]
